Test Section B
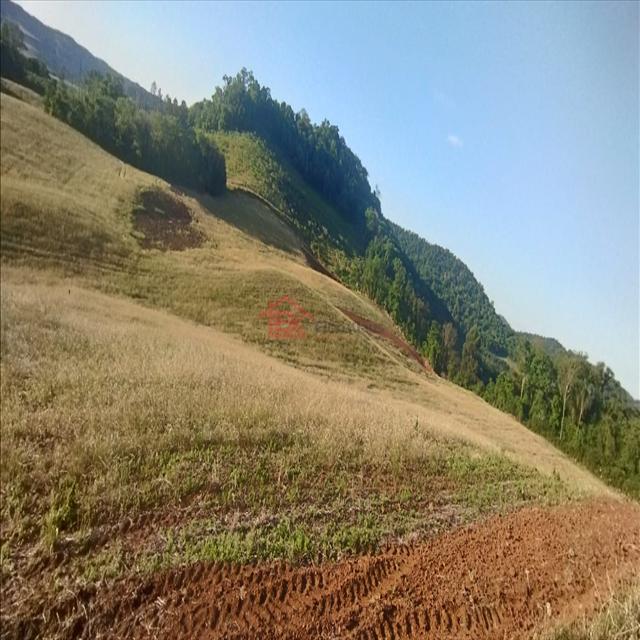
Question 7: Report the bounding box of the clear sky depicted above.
[16,0,640,397]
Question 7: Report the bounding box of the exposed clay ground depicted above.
[133,188,204,250]
[8,498,636,640]
[340,307,430,372]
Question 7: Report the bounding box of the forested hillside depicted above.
[1,33,638,496]
[390,222,514,355]
[191,69,380,228]
[518,332,566,359]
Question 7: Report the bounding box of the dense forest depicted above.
[390,222,513,355]
[0,20,49,94]
[1,34,638,496]
[482,345,640,495]
[350,209,453,344]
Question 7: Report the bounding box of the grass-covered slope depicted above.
[0,92,615,484]
[4,22,637,498]
[188,68,640,500]
[0,84,621,638]
[0,92,409,380]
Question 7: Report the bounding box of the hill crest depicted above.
[0,0,159,107]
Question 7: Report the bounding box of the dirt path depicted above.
[35,498,638,640]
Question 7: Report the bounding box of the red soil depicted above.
[133,189,204,251]
[340,307,431,372]
[23,498,639,640]
[302,248,341,283]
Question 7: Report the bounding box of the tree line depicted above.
[421,318,639,495]
[0,20,49,93]
[483,343,639,495]
[1,21,226,196]
[44,74,226,195]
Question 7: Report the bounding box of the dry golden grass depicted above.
[545,579,640,640]
[0,275,573,545]
[0,79,43,109]
[0,90,613,494]
[0,89,616,569]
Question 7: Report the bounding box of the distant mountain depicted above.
[0,0,159,107]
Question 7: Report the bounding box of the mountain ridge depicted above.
[0,0,159,107]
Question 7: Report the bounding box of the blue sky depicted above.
[17,0,640,396]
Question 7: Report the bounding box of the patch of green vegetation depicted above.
[101,259,388,376]
[55,444,573,582]
[131,456,570,572]
[136,515,396,571]
[210,130,362,254]
[42,477,79,549]
[445,453,570,511]
[82,541,127,583]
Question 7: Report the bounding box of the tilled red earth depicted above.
[9,499,640,640]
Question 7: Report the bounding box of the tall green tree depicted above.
[459,326,481,388]
[557,353,584,439]
[423,322,444,374]
[442,322,460,378]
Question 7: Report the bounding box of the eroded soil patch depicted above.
[302,248,341,282]
[7,498,638,640]
[132,189,204,250]
[340,307,430,372]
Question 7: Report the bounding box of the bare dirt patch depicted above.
[340,307,430,372]
[132,189,204,250]
[8,499,637,640]
[302,248,341,283]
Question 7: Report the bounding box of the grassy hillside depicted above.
[0,93,410,381]
[0,75,627,640]
[0,92,616,484]
[3,12,637,497]
[186,68,640,499]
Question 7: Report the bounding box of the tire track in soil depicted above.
[22,499,640,640]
